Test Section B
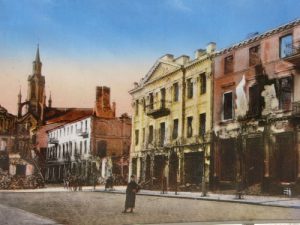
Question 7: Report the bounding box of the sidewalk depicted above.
[0,203,61,225]
[1,185,300,208]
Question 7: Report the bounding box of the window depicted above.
[135,130,139,145]
[80,141,82,154]
[161,88,166,108]
[187,116,193,138]
[200,73,206,94]
[142,128,145,143]
[248,84,262,116]
[249,45,260,66]
[160,122,165,146]
[149,93,154,109]
[135,99,139,115]
[278,77,292,111]
[172,119,179,139]
[223,92,233,120]
[187,78,193,99]
[84,140,87,154]
[199,113,206,136]
[224,55,234,74]
[148,126,153,144]
[280,34,293,58]
[173,83,179,102]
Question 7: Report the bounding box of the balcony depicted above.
[76,129,89,138]
[146,100,170,119]
[284,40,300,67]
[49,137,58,145]
[292,101,300,117]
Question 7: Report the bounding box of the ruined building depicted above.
[45,86,131,183]
[0,105,16,173]
[213,19,300,193]
[129,43,215,189]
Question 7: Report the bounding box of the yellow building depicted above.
[129,43,215,190]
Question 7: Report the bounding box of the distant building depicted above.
[129,43,215,188]
[45,87,131,183]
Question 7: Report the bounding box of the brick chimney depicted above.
[94,86,115,118]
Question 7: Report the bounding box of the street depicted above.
[0,191,299,225]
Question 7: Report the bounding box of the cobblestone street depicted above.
[0,191,300,225]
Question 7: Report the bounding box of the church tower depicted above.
[26,45,46,118]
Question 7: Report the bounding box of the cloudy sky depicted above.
[0,0,300,115]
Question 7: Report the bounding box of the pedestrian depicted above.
[122,175,140,213]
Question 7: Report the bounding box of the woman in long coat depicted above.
[122,175,140,213]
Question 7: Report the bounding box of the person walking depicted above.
[122,175,140,213]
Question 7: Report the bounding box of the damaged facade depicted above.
[129,43,215,189]
[45,86,131,183]
[213,19,300,193]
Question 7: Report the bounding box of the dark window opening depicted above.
[131,158,137,176]
[172,119,179,139]
[278,77,292,111]
[135,130,139,145]
[220,139,235,181]
[248,84,262,117]
[135,100,139,115]
[280,34,293,58]
[148,126,153,144]
[173,83,179,102]
[224,55,234,74]
[276,134,296,182]
[249,45,261,66]
[200,73,206,94]
[161,88,166,108]
[142,128,145,143]
[223,92,233,120]
[184,152,203,185]
[187,78,193,99]
[160,122,165,146]
[199,113,206,136]
[97,140,107,158]
[149,93,154,109]
[16,164,26,176]
[187,116,193,138]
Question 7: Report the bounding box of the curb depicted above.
[97,190,300,209]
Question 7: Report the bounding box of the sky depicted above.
[0,0,300,116]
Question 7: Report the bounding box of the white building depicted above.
[46,116,92,182]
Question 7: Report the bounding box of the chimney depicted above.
[194,49,206,59]
[95,86,114,118]
[161,54,174,62]
[175,55,190,65]
[206,42,216,54]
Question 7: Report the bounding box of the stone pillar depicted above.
[179,150,184,184]
[137,157,141,182]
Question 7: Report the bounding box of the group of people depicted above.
[63,175,85,191]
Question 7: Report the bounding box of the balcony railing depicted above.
[49,137,58,144]
[284,40,300,66]
[76,129,89,138]
[146,100,170,118]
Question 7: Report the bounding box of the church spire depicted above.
[35,44,41,63]
[33,44,42,75]
[48,91,52,108]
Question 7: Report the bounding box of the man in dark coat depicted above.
[122,175,140,213]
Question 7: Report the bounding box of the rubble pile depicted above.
[0,169,44,190]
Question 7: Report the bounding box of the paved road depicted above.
[0,203,60,225]
[0,191,299,225]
